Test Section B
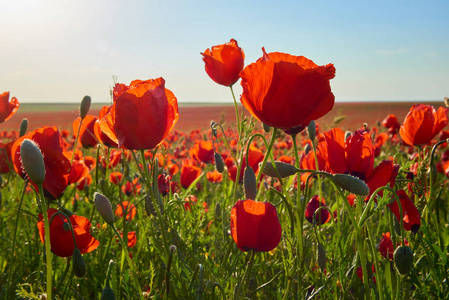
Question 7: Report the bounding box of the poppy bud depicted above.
[214,203,221,219]
[214,152,224,173]
[19,118,28,137]
[20,139,45,185]
[62,208,74,218]
[80,95,91,120]
[263,123,271,133]
[262,161,299,178]
[394,245,414,275]
[307,121,316,142]
[100,285,116,300]
[63,222,71,232]
[72,247,87,278]
[317,242,326,272]
[332,174,370,196]
[243,167,257,200]
[304,143,312,155]
[94,192,115,225]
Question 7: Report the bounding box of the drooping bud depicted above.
[19,118,28,137]
[210,121,217,137]
[63,222,71,232]
[332,174,369,196]
[100,286,116,300]
[20,139,46,185]
[214,202,221,219]
[243,167,257,200]
[72,247,87,278]
[94,192,115,225]
[394,245,414,275]
[307,121,316,142]
[263,123,271,133]
[214,152,224,173]
[262,161,299,178]
[144,194,156,217]
[80,95,91,120]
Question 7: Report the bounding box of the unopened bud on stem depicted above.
[20,139,45,185]
[94,192,115,225]
[80,96,91,120]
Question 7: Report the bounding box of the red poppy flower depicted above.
[95,106,118,148]
[0,140,14,173]
[77,174,92,190]
[158,174,170,196]
[382,114,400,135]
[399,104,448,146]
[11,127,71,199]
[180,164,202,189]
[305,195,331,225]
[356,264,376,283]
[239,48,335,132]
[120,231,137,248]
[387,190,421,233]
[37,208,99,257]
[189,140,214,164]
[206,170,223,183]
[115,201,137,221]
[317,128,375,180]
[184,195,198,211]
[364,160,399,199]
[109,172,123,185]
[67,160,89,185]
[201,39,245,87]
[98,78,179,150]
[121,179,141,196]
[231,199,282,252]
[0,91,20,123]
[228,146,264,183]
[72,115,99,148]
[378,232,394,260]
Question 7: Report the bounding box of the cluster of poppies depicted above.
[1,38,448,297]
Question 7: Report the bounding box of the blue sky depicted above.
[1,0,448,103]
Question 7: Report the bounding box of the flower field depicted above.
[1,40,449,300]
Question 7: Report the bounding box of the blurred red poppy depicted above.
[37,208,99,257]
[109,172,123,185]
[72,115,99,148]
[201,39,245,87]
[76,174,92,191]
[115,201,137,221]
[228,146,264,183]
[120,231,137,248]
[11,127,71,199]
[364,160,399,199]
[231,199,281,252]
[189,140,214,164]
[240,48,335,132]
[206,170,223,183]
[180,164,202,189]
[378,232,394,260]
[121,179,141,196]
[98,78,179,150]
[387,190,421,233]
[0,140,14,173]
[158,174,170,196]
[67,160,89,185]
[305,195,331,225]
[399,104,448,146]
[0,91,20,123]
[382,114,400,135]
[184,195,198,211]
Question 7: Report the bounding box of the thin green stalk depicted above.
[38,184,53,300]
[230,85,241,137]
[255,128,277,185]
[8,180,28,296]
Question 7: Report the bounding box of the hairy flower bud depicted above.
[214,152,224,173]
[100,285,116,300]
[94,192,115,225]
[307,120,316,141]
[243,167,257,200]
[80,95,91,120]
[20,139,45,185]
[332,174,369,196]
[72,248,87,278]
[19,118,28,137]
[262,161,299,178]
[394,245,414,275]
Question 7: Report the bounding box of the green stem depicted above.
[255,128,277,185]
[230,85,241,137]
[38,184,53,300]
